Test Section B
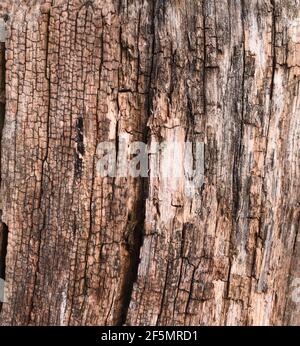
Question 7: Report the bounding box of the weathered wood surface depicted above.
[0,0,299,326]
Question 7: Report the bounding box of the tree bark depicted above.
[0,0,299,326]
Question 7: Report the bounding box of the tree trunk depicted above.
[0,0,299,326]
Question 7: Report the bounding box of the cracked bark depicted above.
[0,0,299,326]
[0,10,7,314]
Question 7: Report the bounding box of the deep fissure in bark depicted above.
[116,178,148,326]
[0,221,8,280]
[0,27,7,312]
[112,1,156,325]
[0,219,8,312]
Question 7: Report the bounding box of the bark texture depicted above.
[0,0,299,326]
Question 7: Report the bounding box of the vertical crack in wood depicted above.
[115,179,148,326]
[0,220,8,311]
[113,1,157,326]
[0,16,7,314]
[74,115,85,179]
[256,0,277,295]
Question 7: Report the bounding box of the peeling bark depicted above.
[0,0,299,326]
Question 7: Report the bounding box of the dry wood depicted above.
[0,0,299,326]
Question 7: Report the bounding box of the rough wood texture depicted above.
[0,0,299,326]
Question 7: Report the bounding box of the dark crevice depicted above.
[0,16,7,313]
[0,218,8,311]
[257,0,277,250]
[0,220,8,281]
[114,1,157,326]
[74,115,85,179]
[226,2,247,306]
[115,180,147,326]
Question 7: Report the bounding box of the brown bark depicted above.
[0,0,299,326]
